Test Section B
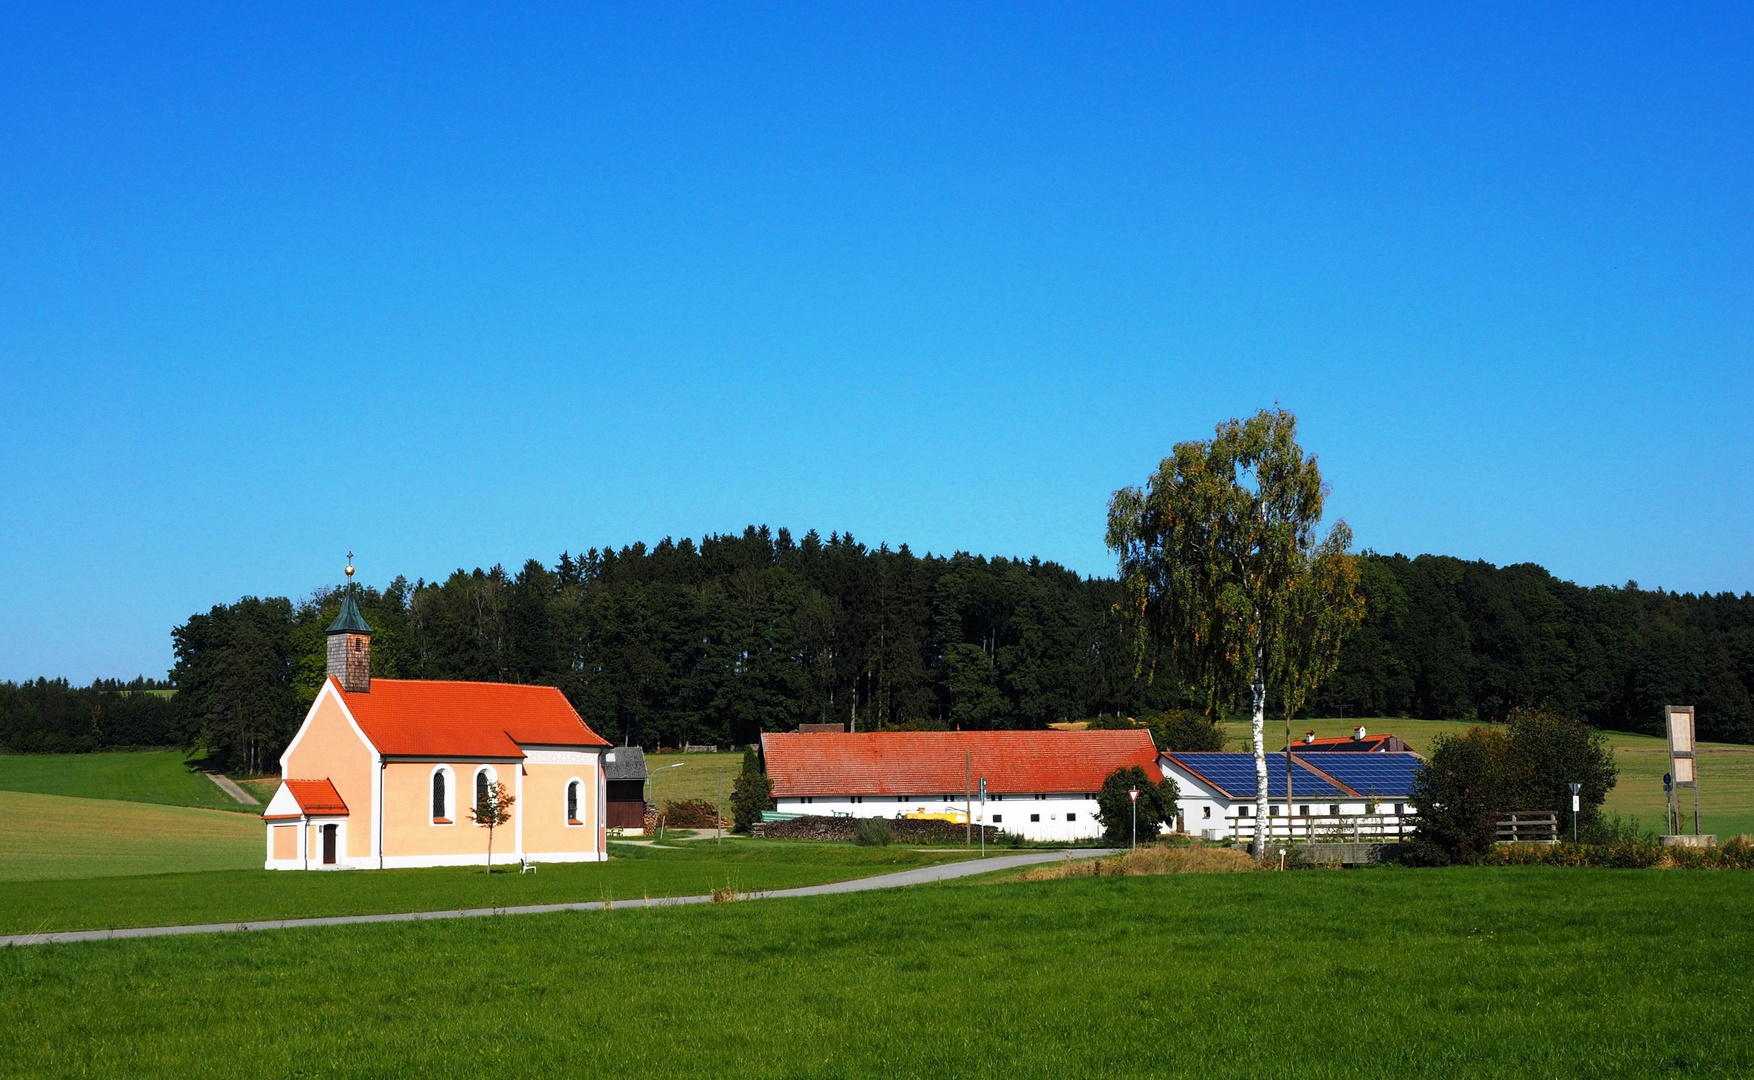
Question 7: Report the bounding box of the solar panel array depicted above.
[1168,753,1343,798]
[1295,753,1422,798]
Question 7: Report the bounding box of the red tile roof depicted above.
[274,778,349,817]
[335,677,609,758]
[1295,733,1402,753]
[760,730,1160,798]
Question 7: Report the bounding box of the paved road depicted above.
[203,772,260,805]
[0,849,1115,949]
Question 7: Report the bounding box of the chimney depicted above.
[325,556,374,693]
[1353,725,1367,741]
[1303,730,1316,744]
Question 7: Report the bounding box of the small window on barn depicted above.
[567,780,583,825]
[1299,805,1309,816]
[1030,813,1040,823]
[992,814,1002,823]
[1329,804,1340,816]
[1202,806,1212,820]
[1066,813,1076,822]
[1395,803,1405,816]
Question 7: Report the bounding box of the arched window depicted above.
[430,766,455,824]
[476,768,491,812]
[566,779,582,825]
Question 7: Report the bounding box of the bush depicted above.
[1407,729,1501,865]
[660,799,721,828]
[1146,710,1226,752]
[854,817,894,846]
[1409,710,1619,865]
[1094,766,1180,847]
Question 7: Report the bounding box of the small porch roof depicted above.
[263,778,349,820]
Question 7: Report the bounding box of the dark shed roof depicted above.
[603,745,647,781]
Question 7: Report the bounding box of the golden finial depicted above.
[345,552,355,580]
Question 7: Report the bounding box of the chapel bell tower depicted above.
[326,553,374,693]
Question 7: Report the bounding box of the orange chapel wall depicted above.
[521,760,600,856]
[282,690,375,859]
[383,761,509,858]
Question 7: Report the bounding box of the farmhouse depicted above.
[263,588,612,869]
[760,729,1161,842]
[1159,751,1421,842]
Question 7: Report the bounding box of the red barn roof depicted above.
[334,677,609,758]
[761,730,1160,798]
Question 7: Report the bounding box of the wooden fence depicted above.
[1227,814,1415,844]
[1495,812,1558,843]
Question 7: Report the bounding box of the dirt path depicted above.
[203,773,260,806]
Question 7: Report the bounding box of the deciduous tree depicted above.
[1108,408,1361,857]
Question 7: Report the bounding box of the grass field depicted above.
[0,790,263,882]
[0,838,970,933]
[1,867,1749,1078]
[644,749,747,806]
[0,749,249,812]
[1227,717,1754,839]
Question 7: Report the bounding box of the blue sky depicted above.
[2,3,1751,682]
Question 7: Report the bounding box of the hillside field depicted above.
[0,791,262,881]
[1,866,1748,1078]
[0,750,249,812]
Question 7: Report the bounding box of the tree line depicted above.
[0,678,178,754]
[3,526,1751,762]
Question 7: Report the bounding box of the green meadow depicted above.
[0,790,263,882]
[2,867,1749,1078]
[0,839,970,934]
[0,749,249,812]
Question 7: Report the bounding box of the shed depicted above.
[603,746,648,831]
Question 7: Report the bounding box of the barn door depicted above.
[321,824,337,865]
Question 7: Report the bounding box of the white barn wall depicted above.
[774,792,1122,843]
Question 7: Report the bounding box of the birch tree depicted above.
[1107,407,1361,858]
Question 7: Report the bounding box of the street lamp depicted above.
[1128,788,1140,851]
[1568,782,1581,843]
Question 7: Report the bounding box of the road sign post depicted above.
[1665,705,1700,836]
[1568,781,1581,843]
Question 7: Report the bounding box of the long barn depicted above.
[760,729,1161,842]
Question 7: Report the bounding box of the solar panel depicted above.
[1168,753,1343,798]
[1294,753,1422,798]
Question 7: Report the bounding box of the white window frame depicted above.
[430,765,456,825]
[474,765,499,815]
[565,776,586,826]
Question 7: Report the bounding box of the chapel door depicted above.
[321,824,337,865]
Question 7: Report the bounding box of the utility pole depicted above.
[979,777,987,857]
[965,750,972,848]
